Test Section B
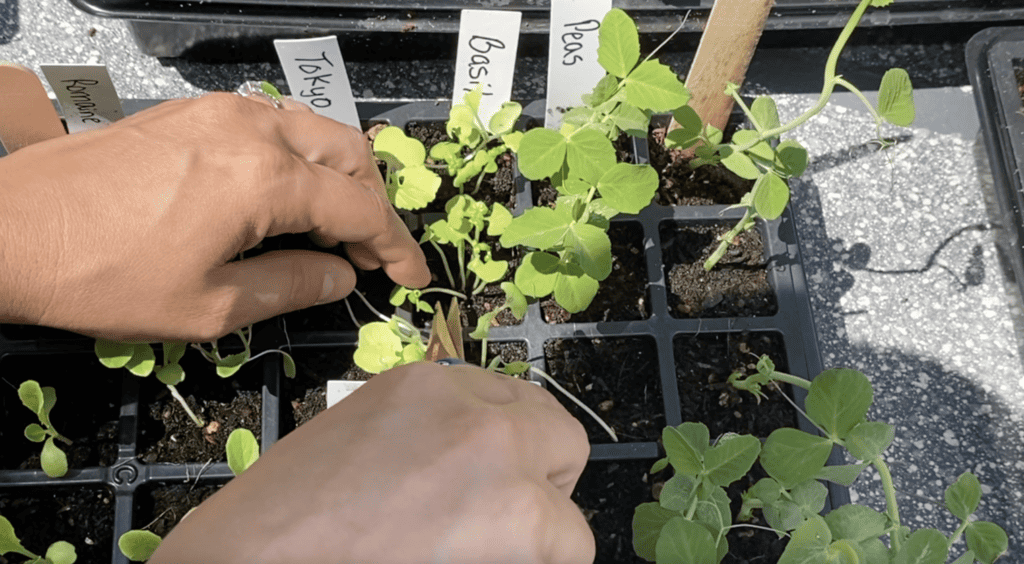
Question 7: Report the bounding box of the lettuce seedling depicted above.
[374,125,442,210]
[352,315,427,374]
[0,515,76,564]
[17,380,72,478]
[118,530,161,562]
[635,357,1009,564]
[226,428,260,476]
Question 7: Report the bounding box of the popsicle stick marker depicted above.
[452,9,523,125]
[274,36,360,127]
[544,0,612,129]
[40,64,124,134]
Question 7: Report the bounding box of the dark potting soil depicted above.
[573,459,658,564]
[283,342,528,431]
[648,127,754,207]
[133,483,223,539]
[542,222,650,324]
[543,337,662,443]
[0,353,120,471]
[0,487,115,564]
[660,222,777,318]
[136,355,263,465]
[406,122,517,213]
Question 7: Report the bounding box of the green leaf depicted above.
[24,423,47,443]
[659,474,697,512]
[650,457,669,474]
[259,81,282,100]
[624,60,689,112]
[41,437,68,478]
[501,361,531,376]
[951,550,976,564]
[893,529,948,564]
[45,541,76,564]
[824,504,888,543]
[721,148,761,180]
[552,263,599,313]
[216,352,248,378]
[610,103,651,137]
[38,386,57,429]
[95,339,136,369]
[674,422,710,457]
[468,258,509,283]
[860,538,890,564]
[760,428,834,489]
[748,477,782,505]
[666,106,703,150]
[281,353,296,379]
[118,530,162,562]
[752,173,790,220]
[17,380,44,416]
[162,341,187,366]
[392,166,442,210]
[501,282,528,320]
[597,163,658,214]
[156,363,185,386]
[489,102,522,135]
[353,322,403,374]
[775,140,808,177]
[500,206,573,250]
[806,368,874,440]
[125,343,156,377]
[632,502,677,561]
[567,129,616,185]
[703,433,760,487]
[487,204,513,236]
[656,516,718,564]
[731,130,775,162]
[663,426,703,475]
[778,515,832,564]
[845,421,895,461]
[517,128,568,180]
[374,126,426,169]
[401,342,426,364]
[877,68,915,126]
[763,499,805,534]
[0,515,35,559]
[945,472,982,521]
[469,310,499,341]
[226,428,260,476]
[597,8,639,78]
[565,222,612,281]
[965,522,1008,564]
[586,74,619,107]
[814,463,870,487]
[751,96,781,131]
[790,480,828,518]
[514,252,560,298]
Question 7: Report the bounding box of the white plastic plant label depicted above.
[451,9,523,125]
[39,64,124,134]
[326,380,365,409]
[274,36,360,127]
[544,0,612,129]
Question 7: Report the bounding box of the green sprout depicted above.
[118,530,161,562]
[0,515,76,564]
[226,428,260,476]
[18,380,72,478]
[373,125,442,210]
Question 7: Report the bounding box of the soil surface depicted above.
[137,355,263,465]
[648,127,754,207]
[573,459,659,564]
[660,222,777,318]
[544,337,663,443]
[0,487,115,564]
[1,354,120,471]
[542,222,650,324]
[133,483,222,538]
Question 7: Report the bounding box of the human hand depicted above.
[0,93,430,341]
[150,362,595,564]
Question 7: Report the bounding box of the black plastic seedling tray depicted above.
[0,99,840,564]
[968,27,1024,306]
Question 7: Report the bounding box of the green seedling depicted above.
[374,125,442,210]
[17,380,71,478]
[0,515,76,564]
[352,315,427,374]
[670,0,916,271]
[118,530,162,562]
[96,326,295,428]
[634,357,1009,564]
[226,428,260,476]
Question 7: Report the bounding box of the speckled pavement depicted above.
[1,0,1020,560]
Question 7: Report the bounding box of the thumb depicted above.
[214,250,356,328]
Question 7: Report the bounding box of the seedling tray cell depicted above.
[0,100,835,564]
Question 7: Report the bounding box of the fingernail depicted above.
[316,271,338,305]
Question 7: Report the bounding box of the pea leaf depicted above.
[609,103,651,137]
[514,252,560,298]
[24,423,47,443]
[721,148,761,180]
[666,106,703,150]
[704,433,760,486]
[731,129,775,162]
[623,60,690,112]
[552,263,599,313]
[17,380,44,416]
[565,222,612,281]
[790,480,828,518]
[760,428,834,489]
[751,96,781,131]
[500,206,572,250]
[951,550,976,564]
[674,422,710,457]
[95,339,135,369]
[118,530,162,562]
[656,517,718,564]
[777,515,832,564]
[775,140,809,178]
[659,473,697,512]
[488,102,522,136]
[877,68,915,127]
[226,428,260,476]
[893,529,948,564]
[748,477,783,505]
[753,173,790,220]
[156,363,185,386]
[586,74,620,107]
[501,282,528,320]
[764,499,806,534]
[824,504,888,543]
[860,538,891,564]
[844,421,895,461]
[965,522,1008,564]
[632,502,677,562]
[597,163,658,214]
[517,128,567,180]
[597,8,639,78]
[567,129,616,185]
[663,425,703,475]
[45,541,76,564]
[487,203,513,236]
[945,472,982,521]
[41,436,68,478]
[806,368,874,440]
[814,463,870,487]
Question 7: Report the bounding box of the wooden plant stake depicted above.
[671,0,773,157]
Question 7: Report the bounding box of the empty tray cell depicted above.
[0,353,121,470]
[543,336,663,443]
[132,482,225,538]
[572,459,657,564]
[648,114,751,207]
[0,486,115,564]
[660,221,778,318]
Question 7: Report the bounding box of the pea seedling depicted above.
[0,515,76,564]
[17,380,71,478]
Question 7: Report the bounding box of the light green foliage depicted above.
[374,125,442,210]
[1,515,76,564]
[118,530,162,562]
[17,381,71,478]
[638,357,1010,564]
[421,195,512,295]
[352,316,426,374]
[226,428,260,476]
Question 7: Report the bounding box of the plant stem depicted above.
[948,519,971,551]
[429,240,458,289]
[351,289,392,323]
[530,367,618,442]
[420,288,468,301]
[874,456,903,552]
[457,241,467,292]
[168,384,205,427]
[762,369,812,390]
[834,77,884,124]
[703,208,754,271]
